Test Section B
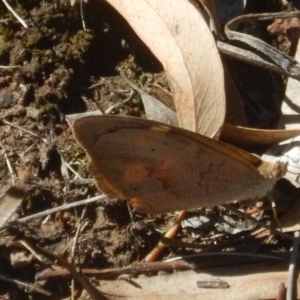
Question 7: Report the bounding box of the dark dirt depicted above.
[0,0,298,299]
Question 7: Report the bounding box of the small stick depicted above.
[145,210,187,262]
[287,231,300,300]
[80,0,87,31]
[0,273,51,296]
[57,149,83,179]
[0,140,16,185]
[222,204,295,242]
[1,0,28,28]
[36,253,286,281]
[0,65,21,69]
[105,89,134,114]
[36,247,108,300]
[2,119,48,143]
[164,251,286,262]
[15,195,107,223]
[16,240,44,262]
[71,207,87,300]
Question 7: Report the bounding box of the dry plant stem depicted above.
[268,193,282,231]
[71,207,87,258]
[1,0,28,28]
[120,70,145,93]
[58,149,82,179]
[17,240,44,262]
[16,195,107,223]
[36,247,109,300]
[3,120,80,183]
[0,65,21,69]
[23,143,36,155]
[145,210,187,262]
[36,253,286,281]
[80,0,87,31]
[104,89,134,114]
[0,19,10,23]
[222,204,294,242]
[222,11,300,80]
[2,119,48,143]
[37,260,192,280]
[0,273,51,296]
[287,231,300,300]
[164,252,286,263]
[71,207,87,300]
[0,140,16,185]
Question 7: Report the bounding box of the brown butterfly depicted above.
[72,115,287,214]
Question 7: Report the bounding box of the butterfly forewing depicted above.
[72,116,283,214]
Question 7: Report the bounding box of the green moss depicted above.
[34,97,43,107]
[44,103,56,111]
[24,194,34,210]
[0,26,13,53]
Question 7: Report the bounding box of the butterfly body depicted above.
[72,115,287,214]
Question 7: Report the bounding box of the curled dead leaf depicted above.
[106,0,225,136]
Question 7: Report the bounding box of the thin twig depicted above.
[105,89,134,114]
[164,251,286,262]
[1,0,28,28]
[62,160,76,179]
[0,273,51,296]
[15,195,107,223]
[17,240,44,262]
[36,254,287,281]
[287,231,300,300]
[0,65,21,69]
[58,149,83,179]
[145,210,187,262]
[71,207,87,300]
[2,119,48,143]
[0,140,16,185]
[222,204,295,242]
[80,0,86,30]
[36,247,108,300]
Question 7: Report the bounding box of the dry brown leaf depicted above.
[97,264,294,300]
[278,35,300,129]
[258,40,300,233]
[149,84,176,112]
[198,0,221,37]
[106,0,225,137]
[221,123,300,147]
[223,66,248,126]
[0,191,23,228]
[120,71,178,126]
[267,17,300,49]
[0,167,32,228]
[150,75,247,127]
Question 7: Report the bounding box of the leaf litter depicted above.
[0,0,299,299]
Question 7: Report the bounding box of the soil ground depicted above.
[0,0,297,299]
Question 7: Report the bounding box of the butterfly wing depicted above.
[72,116,275,214]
